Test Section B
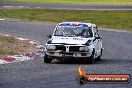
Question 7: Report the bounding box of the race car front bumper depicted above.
[46,50,92,59]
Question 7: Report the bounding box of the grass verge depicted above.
[1,0,132,5]
[0,35,37,57]
[0,9,132,31]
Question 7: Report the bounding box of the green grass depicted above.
[1,0,132,5]
[0,9,132,31]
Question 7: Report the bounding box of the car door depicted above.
[95,30,102,56]
[93,27,101,57]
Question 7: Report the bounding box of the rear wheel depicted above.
[44,54,52,63]
[89,49,95,64]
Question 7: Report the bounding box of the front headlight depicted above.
[79,46,90,52]
[46,45,56,51]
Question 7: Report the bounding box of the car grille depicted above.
[54,45,81,52]
[55,45,66,51]
[69,46,80,52]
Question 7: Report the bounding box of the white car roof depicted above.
[58,22,97,28]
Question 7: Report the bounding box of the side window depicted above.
[88,28,93,37]
[93,27,100,38]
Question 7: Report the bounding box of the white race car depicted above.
[44,22,103,64]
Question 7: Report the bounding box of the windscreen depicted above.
[54,26,93,38]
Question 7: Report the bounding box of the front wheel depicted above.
[44,54,52,63]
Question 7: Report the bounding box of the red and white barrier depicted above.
[0,34,44,64]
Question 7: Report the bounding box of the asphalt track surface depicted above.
[0,20,132,88]
[0,2,132,10]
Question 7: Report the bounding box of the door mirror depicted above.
[47,34,52,38]
[95,36,100,39]
[97,29,99,32]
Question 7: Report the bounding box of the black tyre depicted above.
[89,49,95,64]
[44,54,52,63]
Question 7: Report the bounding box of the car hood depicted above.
[47,37,92,45]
